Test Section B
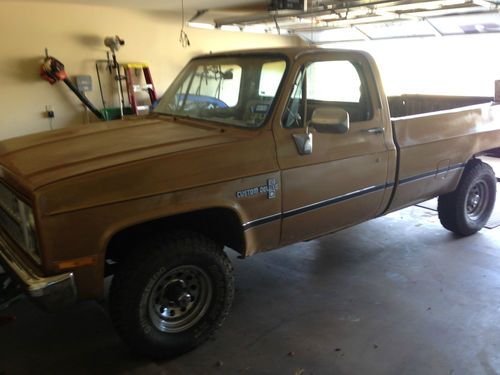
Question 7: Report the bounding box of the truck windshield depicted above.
[154,55,287,128]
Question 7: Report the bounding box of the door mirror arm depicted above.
[292,132,313,155]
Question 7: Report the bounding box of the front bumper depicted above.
[0,234,77,311]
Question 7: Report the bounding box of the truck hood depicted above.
[0,117,240,189]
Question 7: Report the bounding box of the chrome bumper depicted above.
[0,235,77,311]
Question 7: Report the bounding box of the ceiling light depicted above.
[220,25,241,32]
[187,22,215,30]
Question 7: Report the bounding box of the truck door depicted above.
[273,53,391,245]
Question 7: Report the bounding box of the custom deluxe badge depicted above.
[236,178,279,199]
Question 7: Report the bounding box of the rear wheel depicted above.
[438,159,496,236]
[109,231,234,359]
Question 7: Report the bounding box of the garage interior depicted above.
[1,0,500,374]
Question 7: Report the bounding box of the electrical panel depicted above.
[75,75,93,93]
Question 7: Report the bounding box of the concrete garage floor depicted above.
[1,204,500,375]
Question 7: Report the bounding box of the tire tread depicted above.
[109,231,234,359]
[438,159,496,236]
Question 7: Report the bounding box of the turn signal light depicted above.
[56,256,97,270]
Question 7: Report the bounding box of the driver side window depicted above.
[282,60,371,129]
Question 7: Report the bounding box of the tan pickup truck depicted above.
[0,47,499,358]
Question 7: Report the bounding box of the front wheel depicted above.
[109,232,234,359]
[438,159,496,236]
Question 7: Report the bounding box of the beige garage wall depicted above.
[0,1,300,140]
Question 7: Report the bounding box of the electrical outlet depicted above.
[45,105,54,118]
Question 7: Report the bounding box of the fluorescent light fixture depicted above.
[243,25,269,33]
[187,22,215,30]
[298,27,366,42]
[472,0,496,9]
[221,25,241,32]
[357,20,438,39]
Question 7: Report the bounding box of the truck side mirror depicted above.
[310,107,350,134]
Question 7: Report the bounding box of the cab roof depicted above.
[193,46,371,61]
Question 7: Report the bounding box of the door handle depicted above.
[365,127,385,134]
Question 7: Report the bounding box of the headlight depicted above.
[18,200,40,262]
[0,182,40,264]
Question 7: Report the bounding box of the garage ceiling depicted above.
[2,0,267,12]
[9,0,500,42]
[209,0,500,42]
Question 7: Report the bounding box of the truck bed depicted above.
[387,99,500,212]
[388,94,493,118]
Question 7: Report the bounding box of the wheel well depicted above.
[474,147,500,158]
[105,208,245,263]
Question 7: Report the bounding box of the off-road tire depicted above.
[109,231,234,359]
[438,159,496,236]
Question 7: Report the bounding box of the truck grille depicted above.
[0,182,40,264]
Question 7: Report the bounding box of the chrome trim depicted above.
[366,127,385,134]
[0,234,76,310]
[283,184,383,217]
[243,212,282,229]
[241,163,466,231]
[399,163,465,186]
[242,183,387,230]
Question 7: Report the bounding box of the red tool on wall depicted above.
[41,40,157,122]
[40,49,105,121]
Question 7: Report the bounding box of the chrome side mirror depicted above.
[310,107,350,134]
[292,132,313,155]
